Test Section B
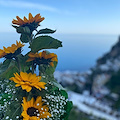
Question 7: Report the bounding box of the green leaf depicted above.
[40,73,64,90]
[13,87,29,101]
[38,61,57,76]
[20,33,30,43]
[35,28,56,36]
[17,54,29,72]
[12,25,31,34]
[12,25,18,29]
[64,101,73,120]
[3,101,22,120]
[0,59,11,74]
[0,60,19,79]
[31,88,47,98]
[30,35,62,52]
[12,25,31,43]
[60,90,68,99]
[66,101,73,113]
[22,26,31,34]
[53,81,64,90]
[27,92,33,101]
[45,61,57,75]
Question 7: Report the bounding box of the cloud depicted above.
[0,0,59,13]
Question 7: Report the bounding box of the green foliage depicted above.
[30,35,62,52]
[113,98,120,109]
[106,70,120,93]
[16,54,29,72]
[41,74,64,91]
[106,70,120,110]
[3,101,22,120]
[12,25,31,34]
[38,61,58,76]
[0,59,19,79]
[20,33,31,43]
[69,107,106,120]
[64,101,73,120]
[0,60,11,74]
[60,90,68,99]
[35,28,56,36]
[0,93,12,106]
[12,25,32,43]
[24,21,40,32]
[45,61,57,74]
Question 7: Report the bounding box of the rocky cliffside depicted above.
[54,36,120,120]
[97,36,120,65]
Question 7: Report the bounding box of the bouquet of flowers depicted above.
[0,13,73,120]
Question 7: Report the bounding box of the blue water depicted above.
[0,33,118,71]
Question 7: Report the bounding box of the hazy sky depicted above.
[0,0,120,34]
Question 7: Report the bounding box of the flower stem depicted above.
[15,57,21,72]
[32,61,34,74]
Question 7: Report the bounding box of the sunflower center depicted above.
[4,48,21,59]
[27,107,39,117]
[35,57,51,65]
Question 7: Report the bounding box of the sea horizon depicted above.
[0,32,119,72]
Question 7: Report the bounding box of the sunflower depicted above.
[12,13,45,28]
[9,72,46,92]
[0,41,24,59]
[26,51,58,67]
[21,96,51,120]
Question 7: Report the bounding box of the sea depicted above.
[0,32,118,72]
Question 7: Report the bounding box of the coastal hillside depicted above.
[54,36,120,120]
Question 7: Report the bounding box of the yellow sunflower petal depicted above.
[21,111,29,120]
[37,82,46,87]
[12,19,20,25]
[50,62,54,67]
[0,49,6,58]
[23,16,28,22]
[35,96,42,105]
[13,72,21,81]
[29,13,33,20]
[21,85,32,92]
[35,17,45,23]
[33,13,40,21]
[10,72,46,92]
[15,84,21,87]
[26,58,35,62]
[16,40,24,48]
[20,72,28,80]
[41,112,51,118]
[38,52,42,58]
[51,57,58,62]
[0,41,24,59]
[22,98,28,111]
[3,46,10,53]
[41,51,47,58]
[28,73,37,81]
[11,77,20,83]
[28,52,36,57]
[13,13,45,27]
[16,16,25,25]
[27,97,34,107]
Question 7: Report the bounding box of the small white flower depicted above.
[6,116,9,119]
[37,103,39,106]
[16,116,19,119]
